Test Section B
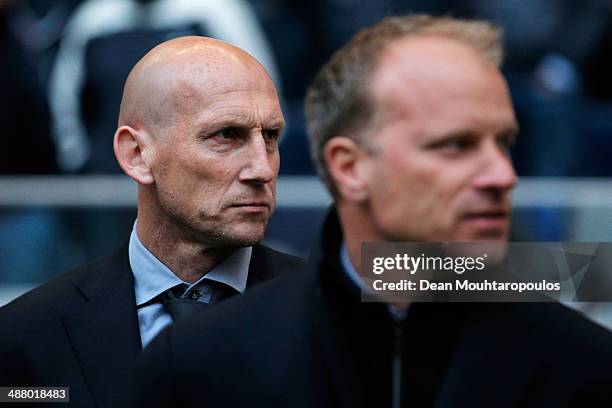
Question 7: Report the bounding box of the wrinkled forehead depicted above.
[119,38,282,138]
[173,61,276,105]
[154,52,281,126]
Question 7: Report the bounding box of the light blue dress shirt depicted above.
[341,242,372,293]
[341,242,408,319]
[129,223,252,348]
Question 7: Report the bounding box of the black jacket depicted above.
[0,244,302,407]
[134,210,612,407]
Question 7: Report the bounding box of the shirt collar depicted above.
[129,221,252,306]
[340,241,371,293]
[203,245,251,294]
[340,241,408,319]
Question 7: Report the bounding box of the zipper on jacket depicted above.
[389,306,407,408]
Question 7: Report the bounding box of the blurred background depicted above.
[3,0,612,305]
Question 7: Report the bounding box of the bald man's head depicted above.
[114,35,284,250]
[118,36,274,138]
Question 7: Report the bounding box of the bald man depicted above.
[0,37,302,407]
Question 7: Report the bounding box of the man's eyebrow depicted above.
[263,118,286,128]
[199,115,285,132]
[418,122,520,145]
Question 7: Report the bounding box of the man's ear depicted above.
[113,125,155,185]
[324,136,371,203]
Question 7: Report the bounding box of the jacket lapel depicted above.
[246,244,291,287]
[306,209,368,407]
[61,246,142,407]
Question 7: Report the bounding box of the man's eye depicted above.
[262,129,279,142]
[213,128,240,140]
[447,138,476,150]
[431,137,475,151]
[498,135,516,152]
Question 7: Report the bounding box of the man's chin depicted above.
[446,228,509,264]
[219,224,266,247]
[454,224,509,243]
[444,240,508,265]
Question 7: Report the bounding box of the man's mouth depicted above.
[228,202,271,212]
[461,211,509,230]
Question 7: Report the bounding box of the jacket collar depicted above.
[310,208,540,407]
[246,244,291,286]
[62,245,142,407]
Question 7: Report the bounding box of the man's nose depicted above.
[473,141,518,193]
[238,135,278,184]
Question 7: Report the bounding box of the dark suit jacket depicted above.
[134,210,612,407]
[0,244,302,407]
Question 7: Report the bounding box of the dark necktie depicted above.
[160,281,237,321]
[160,284,208,321]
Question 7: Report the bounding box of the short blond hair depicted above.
[305,15,503,193]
